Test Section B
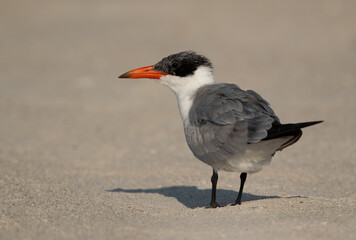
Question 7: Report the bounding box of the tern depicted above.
[119,51,322,208]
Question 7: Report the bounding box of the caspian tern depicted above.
[119,51,322,208]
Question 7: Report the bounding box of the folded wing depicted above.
[185,83,282,165]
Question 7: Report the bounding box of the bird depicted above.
[119,51,322,208]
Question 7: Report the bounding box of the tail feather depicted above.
[264,121,323,141]
[263,120,322,151]
[276,130,302,151]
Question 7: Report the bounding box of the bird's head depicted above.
[119,51,215,95]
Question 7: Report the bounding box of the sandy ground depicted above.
[1,1,356,239]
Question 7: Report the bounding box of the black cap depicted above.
[153,51,213,77]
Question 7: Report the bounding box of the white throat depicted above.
[159,66,215,125]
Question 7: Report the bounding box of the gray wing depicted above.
[185,83,280,165]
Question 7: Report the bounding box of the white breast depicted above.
[159,66,215,125]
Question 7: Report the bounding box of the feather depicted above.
[186,83,279,165]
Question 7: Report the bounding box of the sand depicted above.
[1,1,356,239]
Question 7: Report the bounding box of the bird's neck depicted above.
[173,67,215,125]
[176,94,195,126]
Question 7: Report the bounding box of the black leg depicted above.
[209,169,220,208]
[233,172,247,205]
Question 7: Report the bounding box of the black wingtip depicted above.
[264,120,323,141]
[296,120,324,129]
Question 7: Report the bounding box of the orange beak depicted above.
[118,65,167,79]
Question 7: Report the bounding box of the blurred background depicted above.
[1,0,356,239]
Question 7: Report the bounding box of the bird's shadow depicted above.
[107,186,301,208]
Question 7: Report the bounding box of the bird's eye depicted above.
[172,62,179,68]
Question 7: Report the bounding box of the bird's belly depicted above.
[210,137,291,173]
[213,151,272,173]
